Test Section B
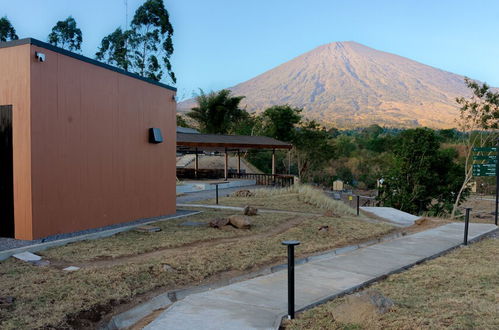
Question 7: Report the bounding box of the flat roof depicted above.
[177,132,293,151]
[0,38,176,92]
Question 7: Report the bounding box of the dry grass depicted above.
[286,235,499,330]
[0,209,395,329]
[196,184,356,215]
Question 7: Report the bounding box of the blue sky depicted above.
[1,0,498,100]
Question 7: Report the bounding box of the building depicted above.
[0,38,177,240]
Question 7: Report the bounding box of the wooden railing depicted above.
[229,172,295,187]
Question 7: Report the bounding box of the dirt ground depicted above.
[459,194,499,224]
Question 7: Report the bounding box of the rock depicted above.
[331,290,394,325]
[0,296,14,307]
[243,205,258,216]
[162,264,175,272]
[318,225,329,232]
[228,215,252,229]
[63,266,80,272]
[31,260,50,267]
[233,189,254,197]
[209,218,230,228]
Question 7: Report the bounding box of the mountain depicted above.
[178,41,478,128]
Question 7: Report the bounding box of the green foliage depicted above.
[260,105,302,142]
[48,16,82,52]
[96,0,175,83]
[96,28,133,71]
[293,121,335,180]
[130,0,175,83]
[0,16,18,42]
[457,77,499,130]
[176,115,190,128]
[186,89,246,134]
[379,128,465,215]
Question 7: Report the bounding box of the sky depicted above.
[1,0,498,100]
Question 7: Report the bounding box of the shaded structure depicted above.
[176,132,293,185]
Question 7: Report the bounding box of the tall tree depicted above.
[96,27,133,71]
[260,105,302,142]
[379,128,465,215]
[186,89,246,134]
[48,16,82,52]
[130,0,175,83]
[0,16,18,42]
[451,78,499,218]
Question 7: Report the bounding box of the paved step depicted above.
[144,222,497,330]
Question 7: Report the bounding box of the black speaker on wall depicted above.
[149,128,163,144]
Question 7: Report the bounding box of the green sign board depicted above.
[472,147,497,152]
[473,155,497,160]
[472,163,496,176]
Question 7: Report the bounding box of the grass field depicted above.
[0,187,396,329]
[285,235,499,330]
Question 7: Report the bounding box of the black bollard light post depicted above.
[356,195,360,216]
[464,208,471,246]
[282,240,300,319]
[215,184,219,205]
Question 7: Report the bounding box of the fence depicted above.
[229,172,295,187]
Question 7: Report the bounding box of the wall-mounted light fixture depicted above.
[149,128,163,144]
[35,52,46,62]
[172,95,176,101]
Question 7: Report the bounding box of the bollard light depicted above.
[282,240,300,319]
[464,208,471,245]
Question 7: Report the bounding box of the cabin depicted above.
[0,38,177,240]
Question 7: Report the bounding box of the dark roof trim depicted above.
[177,132,293,150]
[0,38,177,92]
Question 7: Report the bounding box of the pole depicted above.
[356,195,360,216]
[216,184,219,205]
[282,240,300,319]
[464,208,471,245]
[495,141,498,226]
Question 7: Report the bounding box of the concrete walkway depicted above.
[145,222,497,330]
[177,185,260,204]
[360,206,420,226]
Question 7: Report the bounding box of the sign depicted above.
[472,147,497,152]
[473,155,497,160]
[472,163,496,176]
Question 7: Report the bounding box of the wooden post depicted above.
[224,148,228,180]
[288,150,291,175]
[195,147,199,179]
[237,149,241,176]
[272,149,276,175]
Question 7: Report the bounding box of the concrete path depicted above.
[360,206,420,226]
[145,222,497,330]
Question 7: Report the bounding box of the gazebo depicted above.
[176,132,293,185]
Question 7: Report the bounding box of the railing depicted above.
[229,172,295,187]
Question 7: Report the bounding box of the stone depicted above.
[0,296,14,307]
[233,189,253,197]
[209,218,230,229]
[162,264,175,272]
[13,252,42,262]
[228,215,252,229]
[318,225,329,232]
[63,266,80,272]
[134,225,161,233]
[243,206,258,216]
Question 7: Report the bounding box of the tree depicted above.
[379,128,465,215]
[96,28,133,71]
[260,105,302,142]
[186,89,246,134]
[292,120,335,180]
[0,16,18,42]
[48,16,82,52]
[129,0,175,83]
[96,0,175,83]
[176,114,190,128]
[451,78,499,218]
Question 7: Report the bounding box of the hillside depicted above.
[178,42,478,128]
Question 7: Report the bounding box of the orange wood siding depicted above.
[29,45,176,239]
[0,45,33,240]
